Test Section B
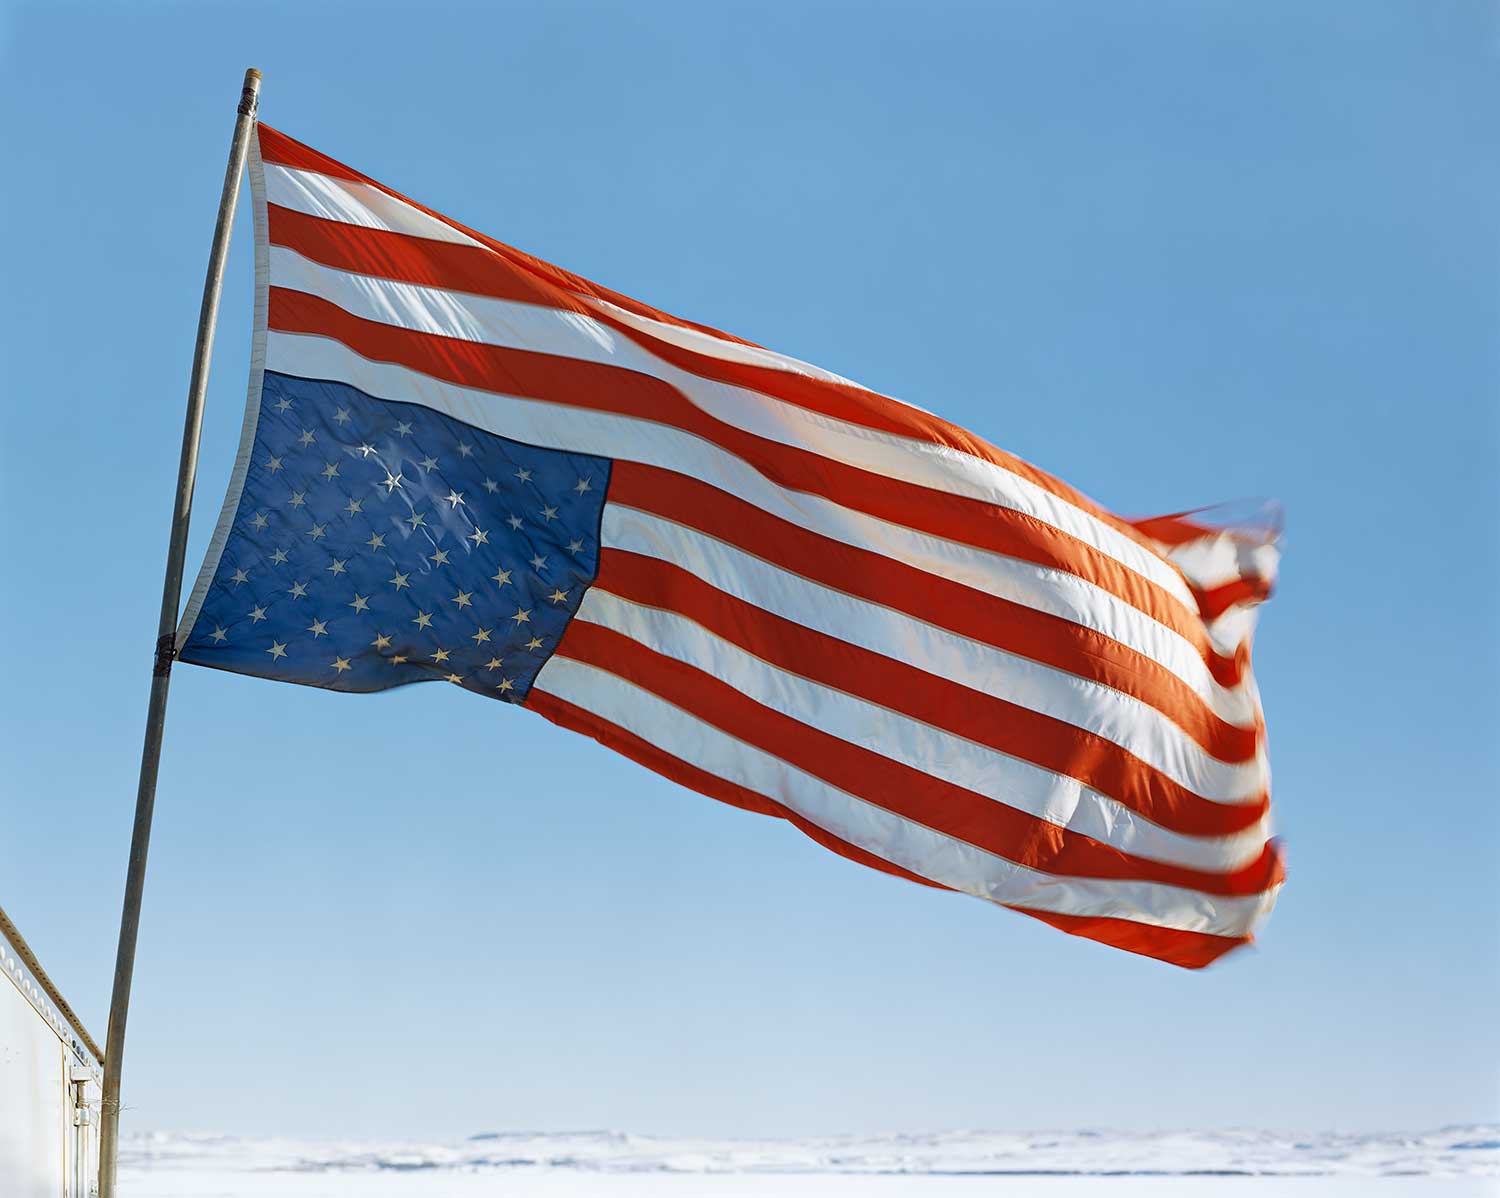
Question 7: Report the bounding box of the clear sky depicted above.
[2,0,1495,1141]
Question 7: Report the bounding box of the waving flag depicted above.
[178,124,1283,968]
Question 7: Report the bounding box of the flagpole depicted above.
[98,67,262,1198]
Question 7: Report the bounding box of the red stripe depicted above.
[609,461,1258,758]
[1131,508,1281,550]
[267,201,573,312]
[524,689,947,892]
[258,124,367,182]
[591,549,1268,838]
[585,306,1192,574]
[1014,908,1255,969]
[1195,576,1275,622]
[258,123,764,349]
[551,617,1281,898]
[526,690,1256,969]
[267,287,1225,673]
[1130,511,1227,547]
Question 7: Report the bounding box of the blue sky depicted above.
[1,0,1495,1140]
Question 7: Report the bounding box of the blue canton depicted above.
[178,372,610,702]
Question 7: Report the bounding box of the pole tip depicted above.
[239,68,262,118]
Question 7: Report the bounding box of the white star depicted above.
[366,532,387,551]
[210,625,228,643]
[506,515,523,531]
[510,606,532,625]
[451,590,473,610]
[288,491,306,508]
[445,672,464,684]
[297,429,316,447]
[266,641,288,660]
[484,656,503,671]
[248,605,268,623]
[270,548,290,565]
[307,523,328,540]
[288,581,308,599]
[381,471,404,493]
[250,512,269,530]
[431,647,451,664]
[230,567,250,586]
[547,588,568,604]
[404,511,427,530]
[539,505,559,522]
[492,566,513,587]
[331,656,352,672]
[307,618,329,638]
[264,455,284,473]
[412,610,433,629]
[357,443,377,458]
[496,677,514,693]
[483,478,500,493]
[529,554,548,572]
[349,593,370,612]
[445,490,465,509]
[394,420,414,437]
[472,627,492,644]
[468,528,489,546]
[273,397,294,414]
[514,467,532,483]
[333,407,352,425]
[574,477,593,494]
[321,462,341,481]
[327,558,348,576]
[525,635,544,652]
[390,571,410,591]
[419,455,439,473]
[566,538,585,555]
[371,632,392,650]
[429,548,450,566]
[458,442,474,458]
[344,497,363,516]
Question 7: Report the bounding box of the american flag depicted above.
[178,123,1284,969]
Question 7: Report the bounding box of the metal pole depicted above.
[98,67,261,1198]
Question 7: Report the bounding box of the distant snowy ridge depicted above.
[120,1127,1498,1178]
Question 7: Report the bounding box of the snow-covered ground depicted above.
[119,1126,1499,1197]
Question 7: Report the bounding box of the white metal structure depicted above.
[0,908,102,1198]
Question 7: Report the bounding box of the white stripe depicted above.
[1161,535,1280,593]
[582,293,867,388]
[533,657,1278,937]
[1206,605,1267,658]
[265,329,1259,729]
[600,504,1267,805]
[263,162,481,247]
[575,587,1271,872]
[266,242,1198,612]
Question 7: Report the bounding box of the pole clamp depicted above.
[237,86,259,119]
[152,634,176,678]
